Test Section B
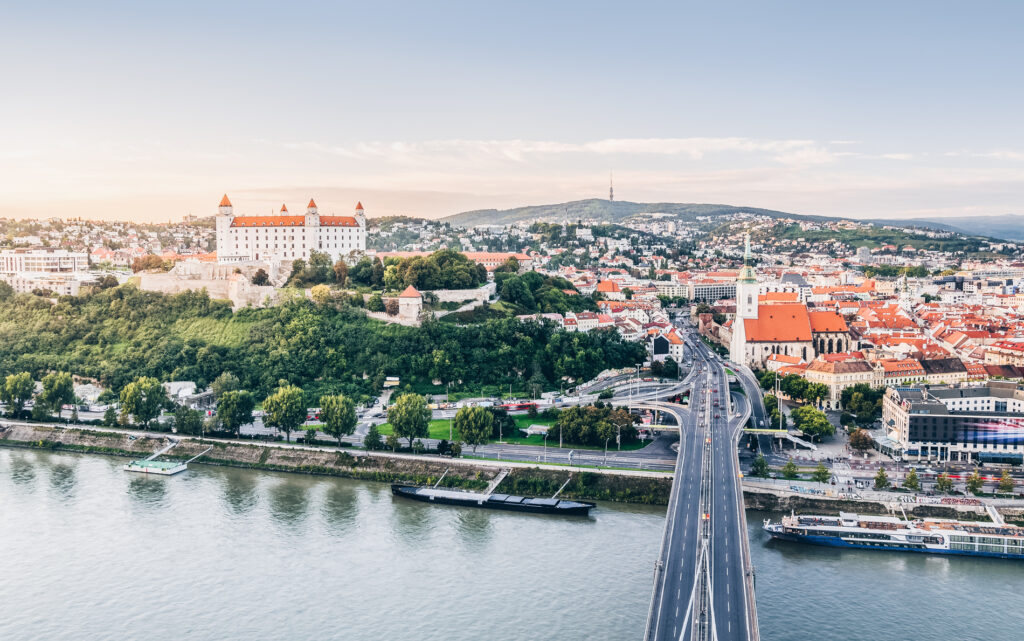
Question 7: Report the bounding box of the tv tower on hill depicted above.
[609,171,614,201]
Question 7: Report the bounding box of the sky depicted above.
[3,1,1024,222]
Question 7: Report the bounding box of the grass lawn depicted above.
[374,414,649,451]
[378,418,457,440]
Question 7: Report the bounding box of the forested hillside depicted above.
[0,285,644,400]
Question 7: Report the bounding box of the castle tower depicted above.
[730,233,759,364]
[354,202,367,251]
[304,198,320,228]
[216,194,234,261]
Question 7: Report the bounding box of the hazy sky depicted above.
[3,1,1024,222]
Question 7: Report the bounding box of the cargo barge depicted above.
[390,484,595,516]
[764,511,1024,559]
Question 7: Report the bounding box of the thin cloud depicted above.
[285,136,840,165]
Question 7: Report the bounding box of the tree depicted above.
[389,393,431,448]
[758,369,778,390]
[311,284,331,306]
[363,425,383,450]
[849,428,873,452]
[333,260,348,286]
[966,470,984,495]
[454,405,493,454]
[119,376,167,427]
[791,405,835,441]
[998,469,1015,495]
[450,441,462,457]
[174,405,204,436]
[751,454,770,478]
[782,459,799,480]
[210,372,240,400]
[812,462,832,484]
[935,473,953,493]
[320,393,357,445]
[40,371,74,418]
[597,419,617,461]
[251,268,270,286]
[217,390,255,436]
[383,265,401,291]
[102,406,118,427]
[386,433,400,452]
[662,357,679,379]
[903,468,920,491]
[805,383,829,406]
[385,298,400,316]
[780,374,808,401]
[1,372,34,417]
[874,467,889,490]
[263,384,306,443]
[367,293,385,312]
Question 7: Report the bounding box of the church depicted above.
[215,195,367,264]
[729,236,852,369]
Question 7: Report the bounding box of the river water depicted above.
[1,450,1021,641]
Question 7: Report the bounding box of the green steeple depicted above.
[738,233,757,283]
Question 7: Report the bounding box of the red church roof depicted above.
[743,303,813,342]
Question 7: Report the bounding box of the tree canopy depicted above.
[389,393,431,447]
[320,393,357,445]
[454,405,493,453]
[119,376,167,427]
[0,285,644,403]
[263,384,306,442]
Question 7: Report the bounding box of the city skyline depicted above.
[4,1,1024,222]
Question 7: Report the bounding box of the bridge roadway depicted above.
[644,324,759,641]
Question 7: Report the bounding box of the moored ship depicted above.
[764,512,1024,559]
[391,484,595,516]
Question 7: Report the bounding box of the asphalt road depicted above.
[645,319,758,641]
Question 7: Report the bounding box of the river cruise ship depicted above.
[763,512,1024,559]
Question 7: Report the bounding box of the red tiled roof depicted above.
[743,303,813,342]
[319,216,359,227]
[219,194,232,207]
[399,285,421,298]
[808,310,849,333]
[231,216,306,227]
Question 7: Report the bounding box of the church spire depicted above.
[738,233,757,283]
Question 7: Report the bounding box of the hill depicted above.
[904,214,1024,241]
[442,199,1005,240]
[441,199,830,227]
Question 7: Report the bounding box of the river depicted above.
[1,449,1021,640]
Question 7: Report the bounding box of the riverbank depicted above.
[743,488,1024,523]
[0,422,673,505]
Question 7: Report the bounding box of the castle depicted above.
[215,195,366,264]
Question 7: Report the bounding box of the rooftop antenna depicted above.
[609,171,614,202]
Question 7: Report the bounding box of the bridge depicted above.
[642,324,760,641]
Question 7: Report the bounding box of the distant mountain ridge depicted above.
[441,199,1013,241]
[442,199,829,227]
[904,214,1024,241]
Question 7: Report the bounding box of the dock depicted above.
[123,440,212,476]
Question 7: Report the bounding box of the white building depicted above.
[0,248,92,295]
[0,248,88,273]
[215,195,366,264]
